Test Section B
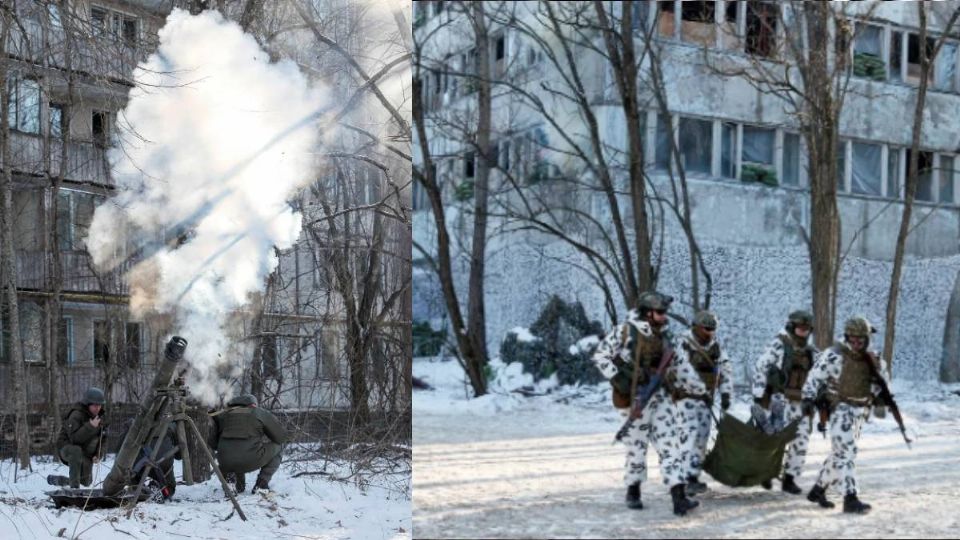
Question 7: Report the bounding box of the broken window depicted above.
[745,1,777,58]
[94,320,110,365]
[92,110,109,146]
[906,33,935,85]
[851,142,882,196]
[493,33,506,77]
[678,117,712,175]
[6,76,40,134]
[124,322,142,368]
[940,155,955,204]
[262,334,280,379]
[91,6,108,36]
[655,113,673,171]
[464,151,476,179]
[721,122,736,178]
[908,149,935,201]
[935,42,957,92]
[887,147,901,198]
[658,1,676,38]
[853,24,885,81]
[57,190,99,251]
[719,0,739,50]
[782,133,800,186]
[499,140,511,171]
[890,31,903,82]
[680,1,716,47]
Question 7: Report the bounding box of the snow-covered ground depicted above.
[0,447,410,540]
[413,357,960,538]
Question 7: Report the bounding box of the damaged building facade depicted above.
[413,1,960,383]
[1,0,409,452]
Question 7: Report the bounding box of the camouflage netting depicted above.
[499,295,605,385]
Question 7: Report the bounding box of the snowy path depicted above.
[413,360,960,538]
[0,452,410,540]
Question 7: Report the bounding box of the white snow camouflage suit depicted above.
[675,330,733,479]
[802,341,889,496]
[751,331,818,478]
[592,310,707,488]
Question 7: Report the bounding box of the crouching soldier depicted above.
[751,310,818,494]
[675,310,733,495]
[54,387,106,488]
[592,291,704,516]
[802,316,887,515]
[211,394,288,494]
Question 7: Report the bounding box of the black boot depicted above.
[252,477,271,494]
[235,473,246,494]
[781,474,802,495]
[670,484,699,516]
[807,484,835,509]
[625,482,643,510]
[843,493,872,514]
[46,475,71,487]
[686,475,707,496]
[760,479,773,490]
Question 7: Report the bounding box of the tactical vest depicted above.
[834,343,874,406]
[610,323,670,408]
[683,337,721,390]
[779,334,815,402]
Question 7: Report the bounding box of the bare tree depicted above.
[883,2,960,375]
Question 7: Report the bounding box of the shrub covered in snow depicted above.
[499,296,605,385]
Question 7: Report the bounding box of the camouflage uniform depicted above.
[593,293,705,515]
[55,388,105,488]
[212,394,288,490]
[675,315,733,484]
[802,317,887,514]
[751,328,818,485]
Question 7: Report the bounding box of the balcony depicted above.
[8,131,112,187]
[15,250,136,297]
[4,18,143,84]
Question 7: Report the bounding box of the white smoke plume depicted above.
[87,9,326,404]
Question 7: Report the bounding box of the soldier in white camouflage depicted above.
[672,310,733,495]
[802,316,889,515]
[751,309,818,495]
[592,291,709,517]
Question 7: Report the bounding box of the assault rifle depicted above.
[866,353,912,449]
[613,342,676,443]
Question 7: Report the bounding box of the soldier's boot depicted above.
[252,478,271,494]
[781,474,802,495]
[252,447,282,494]
[234,473,246,494]
[686,475,707,496]
[670,484,699,517]
[625,482,643,510]
[843,493,872,515]
[760,479,773,490]
[807,484,835,509]
[46,475,71,487]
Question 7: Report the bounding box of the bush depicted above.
[454,180,474,201]
[413,320,445,357]
[499,295,606,386]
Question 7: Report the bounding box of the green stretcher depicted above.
[702,414,802,487]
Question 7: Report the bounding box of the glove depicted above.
[801,399,815,417]
[721,393,731,411]
[817,421,827,435]
[873,405,887,419]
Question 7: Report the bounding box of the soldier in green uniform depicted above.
[55,387,106,488]
[211,394,288,494]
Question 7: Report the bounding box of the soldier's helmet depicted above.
[692,310,718,330]
[82,387,106,406]
[637,291,673,316]
[843,316,876,339]
[785,310,814,333]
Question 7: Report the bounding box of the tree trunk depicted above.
[0,35,31,468]
[466,2,492,395]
